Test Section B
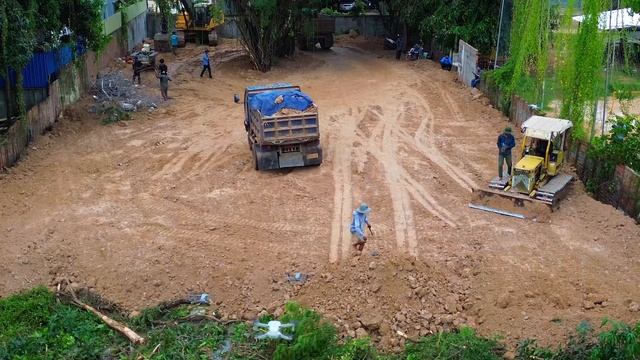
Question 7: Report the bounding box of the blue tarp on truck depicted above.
[248,89,314,117]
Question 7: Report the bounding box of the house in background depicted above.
[573,7,640,65]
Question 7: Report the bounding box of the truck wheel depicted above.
[321,34,334,49]
[253,147,259,171]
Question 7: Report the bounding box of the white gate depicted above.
[457,39,478,87]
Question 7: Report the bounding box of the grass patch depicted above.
[1,287,639,359]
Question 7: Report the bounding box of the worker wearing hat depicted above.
[350,203,373,253]
[497,127,516,179]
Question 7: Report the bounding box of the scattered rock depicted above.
[355,327,368,338]
[496,293,511,309]
[628,302,640,312]
[582,301,595,310]
[120,102,136,112]
[586,293,607,305]
[152,279,163,287]
[360,313,382,331]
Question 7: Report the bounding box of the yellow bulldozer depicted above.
[470,116,574,219]
[175,0,224,46]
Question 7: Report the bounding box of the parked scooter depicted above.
[407,43,425,61]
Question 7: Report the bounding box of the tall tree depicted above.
[386,0,501,54]
[228,0,296,72]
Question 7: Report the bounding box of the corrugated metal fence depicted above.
[0,60,88,170]
[566,141,640,222]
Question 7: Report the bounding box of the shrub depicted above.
[404,327,504,360]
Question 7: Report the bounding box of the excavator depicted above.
[470,116,574,219]
[175,0,224,46]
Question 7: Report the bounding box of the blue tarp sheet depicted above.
[248,89,314,116]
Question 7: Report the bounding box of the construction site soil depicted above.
[1,37,639,352]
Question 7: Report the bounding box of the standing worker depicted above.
[170,31,179,56]
[395,34,403,60]
[132,56,142,85]
[158,58,168,75]
[497,127,516,180]
[200,49,212,78]
[350,203,373,253]
[156,59,171,101]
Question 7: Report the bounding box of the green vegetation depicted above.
[585,114,640,192]
[404,327,504,360]
[2,287,640,359]
[0,0,109,133]
[385,0,500,54]
[516,319,640,359]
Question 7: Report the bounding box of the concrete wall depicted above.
[127,12,148,51]
[218,17,241,39]
[335,15,388,37]
[85,35,125,84]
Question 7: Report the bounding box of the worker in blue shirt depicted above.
[350,203,372,252]
[497,127,516,179]
[170,31,179,55]
[200,49,212,78]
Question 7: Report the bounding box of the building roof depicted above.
[521,116,573,140]
[572,8,640,31]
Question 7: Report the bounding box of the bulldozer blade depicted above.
[469,187,552,220]
[468,203,526,219]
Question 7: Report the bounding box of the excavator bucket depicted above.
[469,174,573,220]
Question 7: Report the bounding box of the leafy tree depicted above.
[385,0,501,54]
[228,0,296,72]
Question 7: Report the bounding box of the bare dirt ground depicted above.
[1,37,639,353]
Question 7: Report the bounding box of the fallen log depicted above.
[58,280,145,345]
[70,298,145,344]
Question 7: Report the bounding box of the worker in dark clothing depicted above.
[200,49,212,78]
[132,56,142,85]
[156,58,171,101]
[395,34,404,60]
[158,58,168,75]
[497,127,516,179]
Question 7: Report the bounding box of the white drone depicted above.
[253,320,295,341]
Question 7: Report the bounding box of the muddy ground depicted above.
[1,37,639,352]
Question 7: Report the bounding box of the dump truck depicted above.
[242,83,322,170]
[298,15,336,50]
[470,116,574,219]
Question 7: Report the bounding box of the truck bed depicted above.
[250,109,319,145]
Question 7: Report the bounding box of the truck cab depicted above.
[243,83,323,170]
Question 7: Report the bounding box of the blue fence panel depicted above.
[59,45,73,66]
[0,41,88,89]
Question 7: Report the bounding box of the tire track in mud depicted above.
[348,105,458,257]
[410,81,482,191]
[381,117,418,255]
[403,89,478,192]
[329,114,355,263]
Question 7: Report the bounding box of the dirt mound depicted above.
[296,255,475,351]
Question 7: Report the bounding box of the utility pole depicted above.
[601,1,617,135]
[494,0,506,69]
